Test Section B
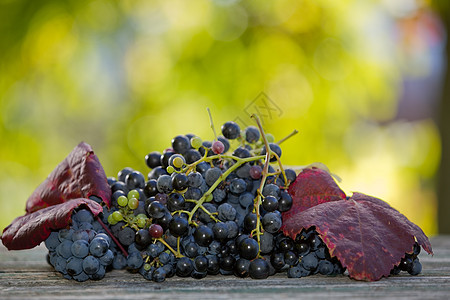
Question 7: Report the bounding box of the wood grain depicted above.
[1,236,450,299]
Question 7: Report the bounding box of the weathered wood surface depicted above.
[1,236,450,299]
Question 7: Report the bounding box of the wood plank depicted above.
[1,236,450,299]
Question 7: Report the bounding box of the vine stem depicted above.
[157,237,183,258]
[187,154,266,224]
[251,114,272,257]
[276,129,299,145]
[207,107,218,141]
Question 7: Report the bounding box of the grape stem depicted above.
[96,216,129,257]
[156,237,184,258]
[251,114,271,258]
[207,107,218,141]
[276,129,299,145]
[187,154,266,224]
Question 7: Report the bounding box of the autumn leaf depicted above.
[26,142,111,213]
[1,198,103,250]
[281,169,433,281]
[282,167,346,222]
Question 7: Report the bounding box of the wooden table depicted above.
[1,236,449,299]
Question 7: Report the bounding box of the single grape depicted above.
[217,203,236,221]
[117,195,128,207]
[234,258,250,278]
[244,126,260,143]
[167,192,185,211]
[71,240,89,258]
[145,151,162,169]
[408,259,422,276]
[265,133,275,143]
[187,172,203,188]
[211,140,225,154]
[219,255,236,271]
[66,257,83,276]
[82,256,100,275]
[249,165,262,180]
[271,252,286,270]
[262,184,280,198]
[58,228,74,242]
[190,136,203,149]
[221,121,240,139]
[57,240,73,259]
[229,178,247,194]
[168,216,189,237]
[127,252,144,270]
[212,222,229,240]
[172,135,190,155]
[278,191,293,212]
[184,149,202,164]
[262,212,282,233]
[112,211,123,222]
[318,260,334,275]
[117,227,135,246]
[239,237,259,260]
[147,201,165,219]
[301,252,319,271]
[45,232,60,251]
[172,173,189,191]
[135,229,152,247]
[89,238,109,257]
[193,225,214,247]
[205,167,222,186]
[156,175,172,193]
[99,250,114,266]
[249,258,269,279]
[176,257,194,277]
[125,171,146,190]
[262,195,279,212]
[128,197,139,210]
[153,267,167,282]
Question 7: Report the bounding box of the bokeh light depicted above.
[0,0,445,236]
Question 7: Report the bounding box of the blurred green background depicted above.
[0,0,446,236]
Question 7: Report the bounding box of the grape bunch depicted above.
[45,208,115,282]
[390,242,422,276]
[44,116,423,282]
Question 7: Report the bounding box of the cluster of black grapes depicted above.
[391,242,422,276]
[44,120,422,282]
[45,209,115,281]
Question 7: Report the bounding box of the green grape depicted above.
[205,193,213,202]
[136,217,147,228]
[128,197,139,210]
[190,136,202,149]
[172,156,184,169]
[167,166,175,174]
[107,213,118,225]
[265,133,275,143]
[128,189,140,200]
[144,263,152,271]
[117,195,128,207]
[112,211,123,222]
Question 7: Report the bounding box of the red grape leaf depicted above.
[1,198,103,250]
[26,142,111,213]
[282,167,346,222]
[282,190,433,281]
